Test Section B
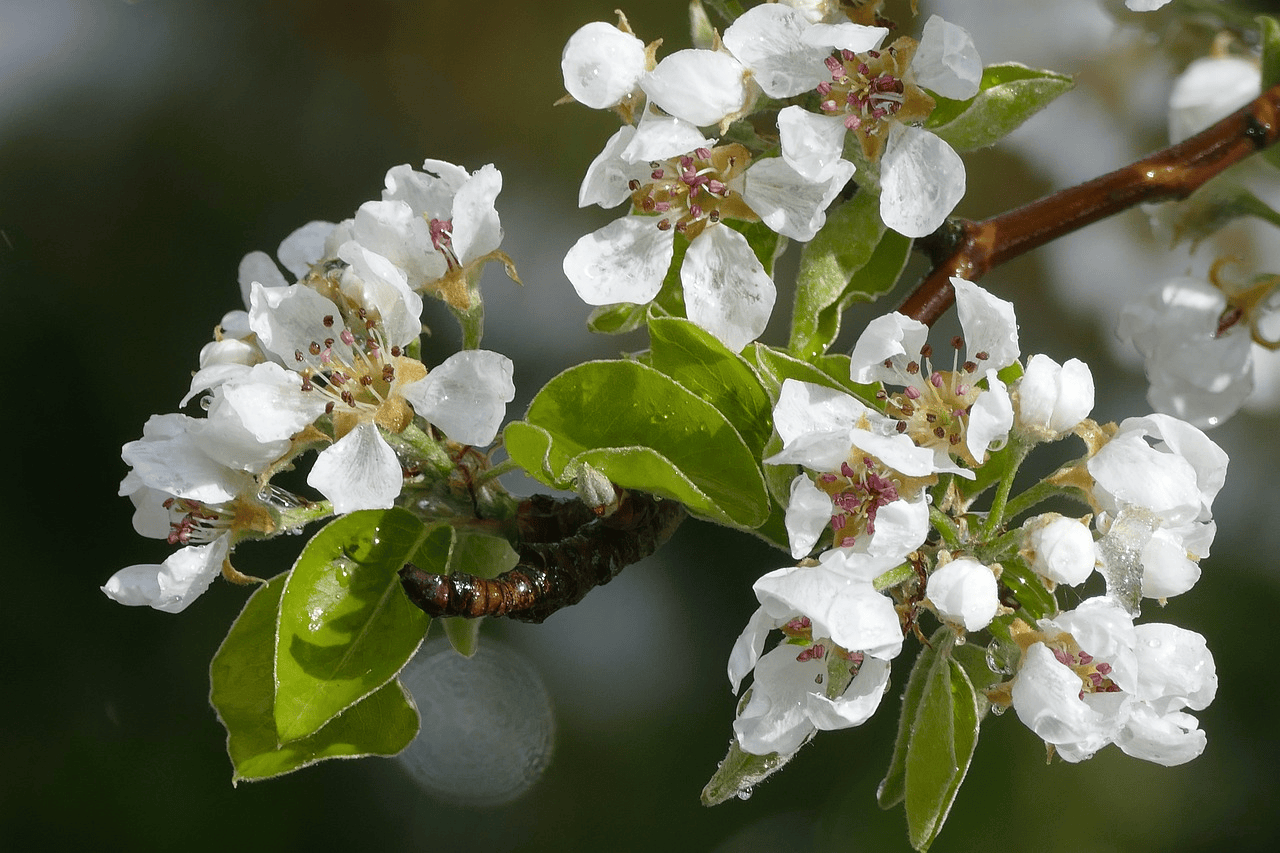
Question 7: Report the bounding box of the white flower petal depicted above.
[561,21,647,109]
[740,155,854,241]
[579,125,649,208]
[953,277,1020,369]
[777,105,849,182]
[563,215,674,306]
[450,163,504,266]
[849,312,930,385]
[641,49,747,127]
[237,250,288,309]
[1168,56,1259,143]
[102,534,230,614]
[1017,354,1095,438]
[878,124,966,238]
[1025,514,1097,586]
[783,475,834,559]
[248,282,353,366]
[400,350,515,446]
[622,109,712,162]
[965,374,1013,463]
[307,422,403,514]
[276,221,335,279]
[911,16,982,101]
[801,22,889,53]
[722,4,831,98]
[681,225,776,352]
[728,605,782,692]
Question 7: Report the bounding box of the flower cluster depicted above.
[558,5,982,351]
[103,161,518,613]
[724,278,1222,770]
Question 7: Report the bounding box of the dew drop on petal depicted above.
[397,638,555,806]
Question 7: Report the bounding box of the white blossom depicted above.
[1014,353,1095,440]
[927,557,999,631]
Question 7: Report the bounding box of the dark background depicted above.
[4,1,1278,850]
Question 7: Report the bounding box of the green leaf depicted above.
[927,63,1074,152]
[998,556,1057,622]
[701,737,797,806]
[648,315,774,455]
[747,343,879,404]
[790,193,913,359]
[904,635,981,851]
[211,576,419,783]
[504,359,770,528]
[878,633,940,810]
[587,302,649,335]
[273,509,440,743]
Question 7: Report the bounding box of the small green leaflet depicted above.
[927,63,1074,153]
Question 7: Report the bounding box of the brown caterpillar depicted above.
[398,490,686,623]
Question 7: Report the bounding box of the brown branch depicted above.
[898,82,1280,326]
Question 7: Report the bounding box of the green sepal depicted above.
[273,509,441,744]
[210,575,419,784]
[903,631,982,852]
[648,314,774,456]
[927,63,1074,152]
[1262,16,1280,171]
[587,302,649,335]
[790,192,912,359]
[504,359,770,528]
[701,737,796,806]
[998,556,1058,623]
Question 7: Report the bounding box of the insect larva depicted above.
[398,490,686,624]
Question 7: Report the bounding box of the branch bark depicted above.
[898,82,1280,326]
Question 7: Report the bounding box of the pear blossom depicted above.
[1125,1,1173,13]
[728,549,905,755]
[850,277,1017,472]
[332,160,509,312]
[1013,353,1095,440]
[766,378,938,560]
[926,557,999,632]
[1009,597,1216,766]
[1021,513,1097,587]
[564,117,854,351]
[724,8,980,236]
[103,414,285,612]
[240,281,514,513]
[1118,275,1261,428]
[1086,414,1225,601]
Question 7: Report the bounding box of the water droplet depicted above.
[736,786,754,801]
[991,703,1006,716]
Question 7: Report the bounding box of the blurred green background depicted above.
[3,1,1278,850]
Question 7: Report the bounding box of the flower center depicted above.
[816,455,902,544]
[1050,644,1120,699]
[164,497,232,546]
[628,143,754,240]
[878,338,993,465]
[818,48,906,134]
[429,218,459,270]
[292,310,405,416]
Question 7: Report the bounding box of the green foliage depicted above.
[878,630,983,852]
[210,575,419,784]
[746,343,879,404]
[273,509,439,743]
[789,193,913,359]
[504,359,771,528]
[587,302,649,335]
[1256,16,1280,169]
[927,63,1075,152]
[440,530,520,657]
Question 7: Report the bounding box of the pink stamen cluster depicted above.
[1052,646,1120,698]
[164,497,228,546]
[820,456,901,544]
[628,147,732,234]
[429,218,459,269]
[816,48,906,133]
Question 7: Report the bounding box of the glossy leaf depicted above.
[904,634,981,851]
[504,359,770,528]
[587,302,649,335]
[273,509,441,743]
[998,555,1058,622]
[928,63,1074,153]
[648,315,774,455]
[211,576,419,784]
[746,343,879,404]
[790,193,913,359]
[877,631,941,810]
